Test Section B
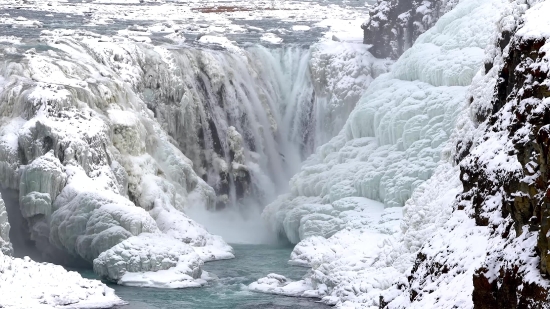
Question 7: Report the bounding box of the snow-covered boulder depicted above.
[94,233,203,284]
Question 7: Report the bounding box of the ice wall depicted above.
[0,32,234,284]
[263,0,504,244]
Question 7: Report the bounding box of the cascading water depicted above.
[126,42,388,212]
[141,46,315,209]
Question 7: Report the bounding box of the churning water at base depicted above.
[77,244,327,309]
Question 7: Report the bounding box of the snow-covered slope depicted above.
[397,0,550,307]
[254,0,510,307]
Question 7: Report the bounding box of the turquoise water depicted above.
[79,244,327,309]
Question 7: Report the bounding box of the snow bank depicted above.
[0,253,123,309]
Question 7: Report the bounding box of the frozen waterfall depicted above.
[135,41,391,210]
[0,26,390,287]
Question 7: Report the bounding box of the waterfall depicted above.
[135,42,388,210]
[141,46,315,209]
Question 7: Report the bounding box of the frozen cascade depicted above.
[263,0,500,245]
[134,42,390,209]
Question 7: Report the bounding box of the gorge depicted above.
[1,0,550,308]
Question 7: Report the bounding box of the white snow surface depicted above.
[254,0,511,307]
[0,253,124,309]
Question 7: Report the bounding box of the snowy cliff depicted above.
[400,0,550,307]
[254,0,533,307]
[252,0,550,308]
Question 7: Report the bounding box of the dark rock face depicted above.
[362,0,458,59]
[466,31,550,309]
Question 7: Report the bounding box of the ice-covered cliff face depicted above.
[400,1,550,307]
[362,0,459,59]
[252,0,511,307]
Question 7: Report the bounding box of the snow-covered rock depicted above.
[362,0,459,59]
[396,0,550,307]
[0,253,123,309]
[94,233,203,285]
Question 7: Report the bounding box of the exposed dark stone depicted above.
[362,0,458,59]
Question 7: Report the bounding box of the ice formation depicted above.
[254,0,510,307]
[0,29,236,285]
[263,0,501,245]
[0,0,392,291]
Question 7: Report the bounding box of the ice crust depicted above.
[254,0,508,307]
